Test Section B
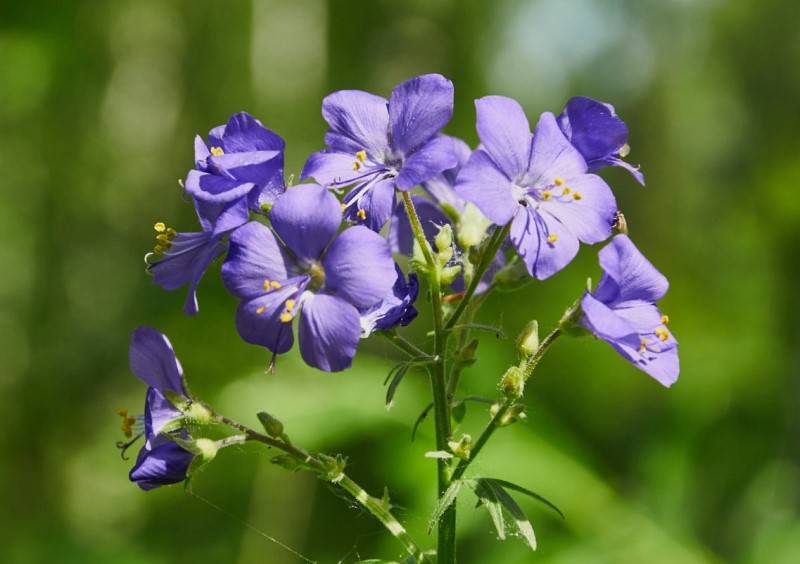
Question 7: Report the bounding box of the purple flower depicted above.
[556,96,644,185]
[221,184,396,372]
[186,112,287,212]
[128,327,196,490]
[359,263,419,337]
[579,235,678,387]
[456,96,617,280]
[301,74,457,231]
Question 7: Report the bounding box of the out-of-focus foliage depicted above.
[1,0,798,562]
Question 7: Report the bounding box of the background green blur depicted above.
[2,0,799,562]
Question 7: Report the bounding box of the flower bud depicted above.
[516,320,539,357]
[499,366,524,398]
[457,203,491,249]
[270,454,300,471]
[440,264,461,285]
[447,434,472,460]
[435,224,453,254]
[257,411,284,438]
[499,404,527,427]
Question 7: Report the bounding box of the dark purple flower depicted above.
[556,96,644,185]
[221,184,396,372]
[579,235,678,387]
[128,327,196,490]
[301,74,457,231]
[359,263,419,337]
[456,96,617,280]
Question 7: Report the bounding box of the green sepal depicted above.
[439,264,461,285]
[318,453,347,482]
[184,438,218,477]
[499,366,524,399]
[559,297,591,338]
[516,320,539,357]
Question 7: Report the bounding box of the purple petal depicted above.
[271,184,342,260]
[322,90,390,155]
[528,112,587,183]
[184,170,254,203]
[475,96,532,179]
[389,74,454,155]
[557,97,627,164]
[148,231,227,316]
[221,222,293,299]
[579,293,641,343]
[510,207,579,280]
[323,225,395,308]
[298,293,361,372]
[130,439,195,491]
[343,178,396,232]
[234,288,298,354]
[395,135,457,191]
[220,112,286,153]
[539,174,616,244]
[455,149,518,225]
[194,135,210,170]
[594,235,668,306]
[359,264,419,336]
[422,136,472,209]
[144,387,183,443]
[301,150,368,186]
[129,327,185,394]
[193,198,249,237]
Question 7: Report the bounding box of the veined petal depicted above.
[234,288,297,354]
[193,198,249,237]
[475,96,532,179]
[184,170,255,203]
[344,178,396,232]
[579,293,641,343]
[539,174,616,244]
[144,387,183,444]
[207,150,283,187]
[594,235,668,306]
[221,112,286,153]
[221,222,292,299]
[130,439,195,491]
[322,90,390,155]
[395,135,457,191]
[557,97,627,164]
[455,149,518,225]
[511,207,579,280]
[298,293,361,372]
[271,184,342,260]
[389,74,454,155]
[528,112,587,184]
[129,327,185,394]
[300,150,370,186]
[323,225,395,308]
[148,231,227,316]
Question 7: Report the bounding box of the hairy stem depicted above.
[379,330,429,358]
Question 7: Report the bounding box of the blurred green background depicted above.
[2,0,799,562]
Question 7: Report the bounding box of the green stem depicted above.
[451,327,562,483]
[402,192,455,564]
[215,414,426,562]
[378,330,428,358]
[445,222,511,331]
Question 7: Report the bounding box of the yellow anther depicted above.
[554,177,565,186]
[655,327,669,341]
[154,245,165,254]
[256,306,266,315]
[154,222,166,233]
[118,408,129,417]
[118,409,135,438]
[542,190,552,200]
[210,146,224,156]
[263,280,271,291]
[547,233,558,244]
[639,338,649,353]
[562,187,571,195]
[353,161,362,171]
[618,143,630,158]
[162,240,172,250]
[573,192,583,201]
[166,228,177,238]
[357,209,367,220]
[356,150,367,162]
[285,299,296,311]
[270,281,282,289]
[341,203,347,212]
[280,312,292,323]
[661,315,670,325]
[156,234,169,243]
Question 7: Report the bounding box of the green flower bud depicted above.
[435,224,453,254]
[457,203,492,249]
[448,434,473,460]
[499,404,527,427]
[499,366,525,399]
[185,437,219,476]
[516,320,540,357]
[270,454,300,471]
[440,264,461,285]
[257,411,284,438]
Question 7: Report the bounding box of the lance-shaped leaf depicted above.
[488,477,565,520]
[472,478,538,550]
[428,478,476,533]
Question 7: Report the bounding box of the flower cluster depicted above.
[127,73,679,492]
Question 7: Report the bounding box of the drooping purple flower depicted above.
[556,96,644,185]
[579,235,678,387]
[221,184,395,372]
[300,74,457,231]
[456,96,617,280]
[128,327,196,490]
[147,113,287,316]
[359,263,419,337]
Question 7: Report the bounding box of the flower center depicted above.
[306,260,326,292]
[152,222,177,254]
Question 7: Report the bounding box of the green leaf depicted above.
[428,478,475,533]
[448,323,507,339]
[474,478,537,550]
[451,401,467,425]
[411,402,434,441]
[385,365,410,409]
[384,355,436,409]
[472,479,507,540]
[488,478,565,520]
